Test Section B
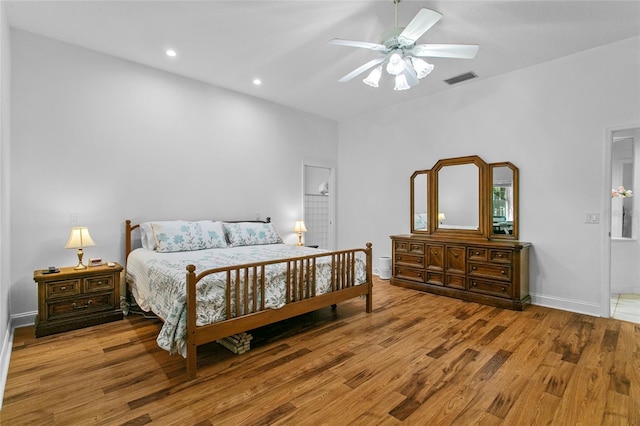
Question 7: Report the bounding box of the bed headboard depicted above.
[125,217,272,260]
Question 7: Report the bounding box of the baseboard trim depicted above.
[11,311,36,329]
[530,293,601,317]
[0,319,14,410]
[611,285,640,295]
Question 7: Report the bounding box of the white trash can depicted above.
[379,256,392,280]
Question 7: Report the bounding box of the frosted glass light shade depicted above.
[363,66,382,87]
[394,74,411,91]
[385,53,405,76]
[293,221,307,233]
[411,57,434,79]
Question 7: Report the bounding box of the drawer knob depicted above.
[501,270,506,275]
[475,251,480,255]
[502,287,506,292]
[61,286,66,291]
[472,282,477,286]
[472,266,477,270]
[497,253,503,258]
[72,300,92,309]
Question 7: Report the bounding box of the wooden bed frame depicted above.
[124,219,373,379]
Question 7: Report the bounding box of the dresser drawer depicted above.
[468,262,512,282]
[426,245,444,270]
[395,240,425,255]
[45,279,80,299]
[394,266,425,283]
[445,274,465,289]
[489,249,512,264]
[468,247,488,262]
[46,293,115,320]
[426,271,443,286]
[446,246,466,274]
[468,278,512,298]
[395,253,424,269]
[84,275,115,293]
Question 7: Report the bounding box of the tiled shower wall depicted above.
[304,194,329,248]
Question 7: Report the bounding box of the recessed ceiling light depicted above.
[166,49,177,57]
[253,78,262,86]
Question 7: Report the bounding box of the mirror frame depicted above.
[489,162,519,240]
[409,155,520,240]
[430,155,488,238]
[410,170,430,234]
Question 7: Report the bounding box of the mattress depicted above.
[126,243,367,356]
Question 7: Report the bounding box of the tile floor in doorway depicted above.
[611,293,640,324]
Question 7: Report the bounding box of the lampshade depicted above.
[438,213,446,221]
[65,227,96,269]
[363,66,382,87]
[64,227,96,249]
[410,57,434,79]
[293,220,307,233]
[385,53,405,76]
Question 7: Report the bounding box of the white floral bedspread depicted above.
[126,244,367,356]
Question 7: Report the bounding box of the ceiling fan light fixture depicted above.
[410,57,434,79]
[385,52,405,76]
[363,66,383,87]
[394,74,411,91]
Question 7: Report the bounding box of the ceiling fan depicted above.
[329,1,479,90]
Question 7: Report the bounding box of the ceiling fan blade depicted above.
[398,9,443,47]
[329,38,387,52]
[411,44,479,59]
[338,57,386,83]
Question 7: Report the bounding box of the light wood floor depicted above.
[2,277,639,425]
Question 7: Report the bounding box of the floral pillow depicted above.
[152,221,228,253]
[223,222,283,247]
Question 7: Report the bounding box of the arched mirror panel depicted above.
[411,170,429,233]
[490,162,519,240]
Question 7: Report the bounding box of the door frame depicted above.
[302,161,336,250]
[602,123,640,318]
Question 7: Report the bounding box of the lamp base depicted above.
[297,232,304,246]
[74,263,87,270]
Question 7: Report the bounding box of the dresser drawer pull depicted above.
[502,287,506,292]
[61,286,66,291]
[475,251,480,255]
[472,266,477,270]
[501,270,506,275]
[72,300,92,309]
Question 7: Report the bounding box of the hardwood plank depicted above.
[1,278,638,425]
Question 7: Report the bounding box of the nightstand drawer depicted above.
[46,279,80,299]
[47,293,115,320]
[84,275,114,293]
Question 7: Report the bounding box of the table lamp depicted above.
[293,220,307,246]
[65,227,96,269]
[438,213,446,224]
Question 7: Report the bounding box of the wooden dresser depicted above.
[34,263,123,337]
[391,234,531,310]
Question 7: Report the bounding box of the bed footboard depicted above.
[184,243,373,379]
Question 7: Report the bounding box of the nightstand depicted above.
[33,263,124,337]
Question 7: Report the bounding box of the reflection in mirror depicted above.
[411,171,428,232]
[492,166,514,236]
[438,163,479,230]
[611,136,634,238]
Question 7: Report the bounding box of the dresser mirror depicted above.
[490,162,519,239]
[410,155,518,239]
[410,170,429,233]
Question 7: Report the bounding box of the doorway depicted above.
[302,163,335,249]
[608,127,640,324]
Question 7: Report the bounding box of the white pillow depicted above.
[152,220,228,253]
[139,222,156,250]
[223,222,283,247]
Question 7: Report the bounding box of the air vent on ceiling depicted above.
[444,72,478,85]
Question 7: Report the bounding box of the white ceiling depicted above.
[6,1,640,121]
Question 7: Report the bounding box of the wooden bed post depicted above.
[125,220,132,262]
[186,265,197,380]
[365,242,373,313]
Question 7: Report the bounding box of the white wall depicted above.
[338,36,640,316]
[0,0,12,408]
[10,30,338,319]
